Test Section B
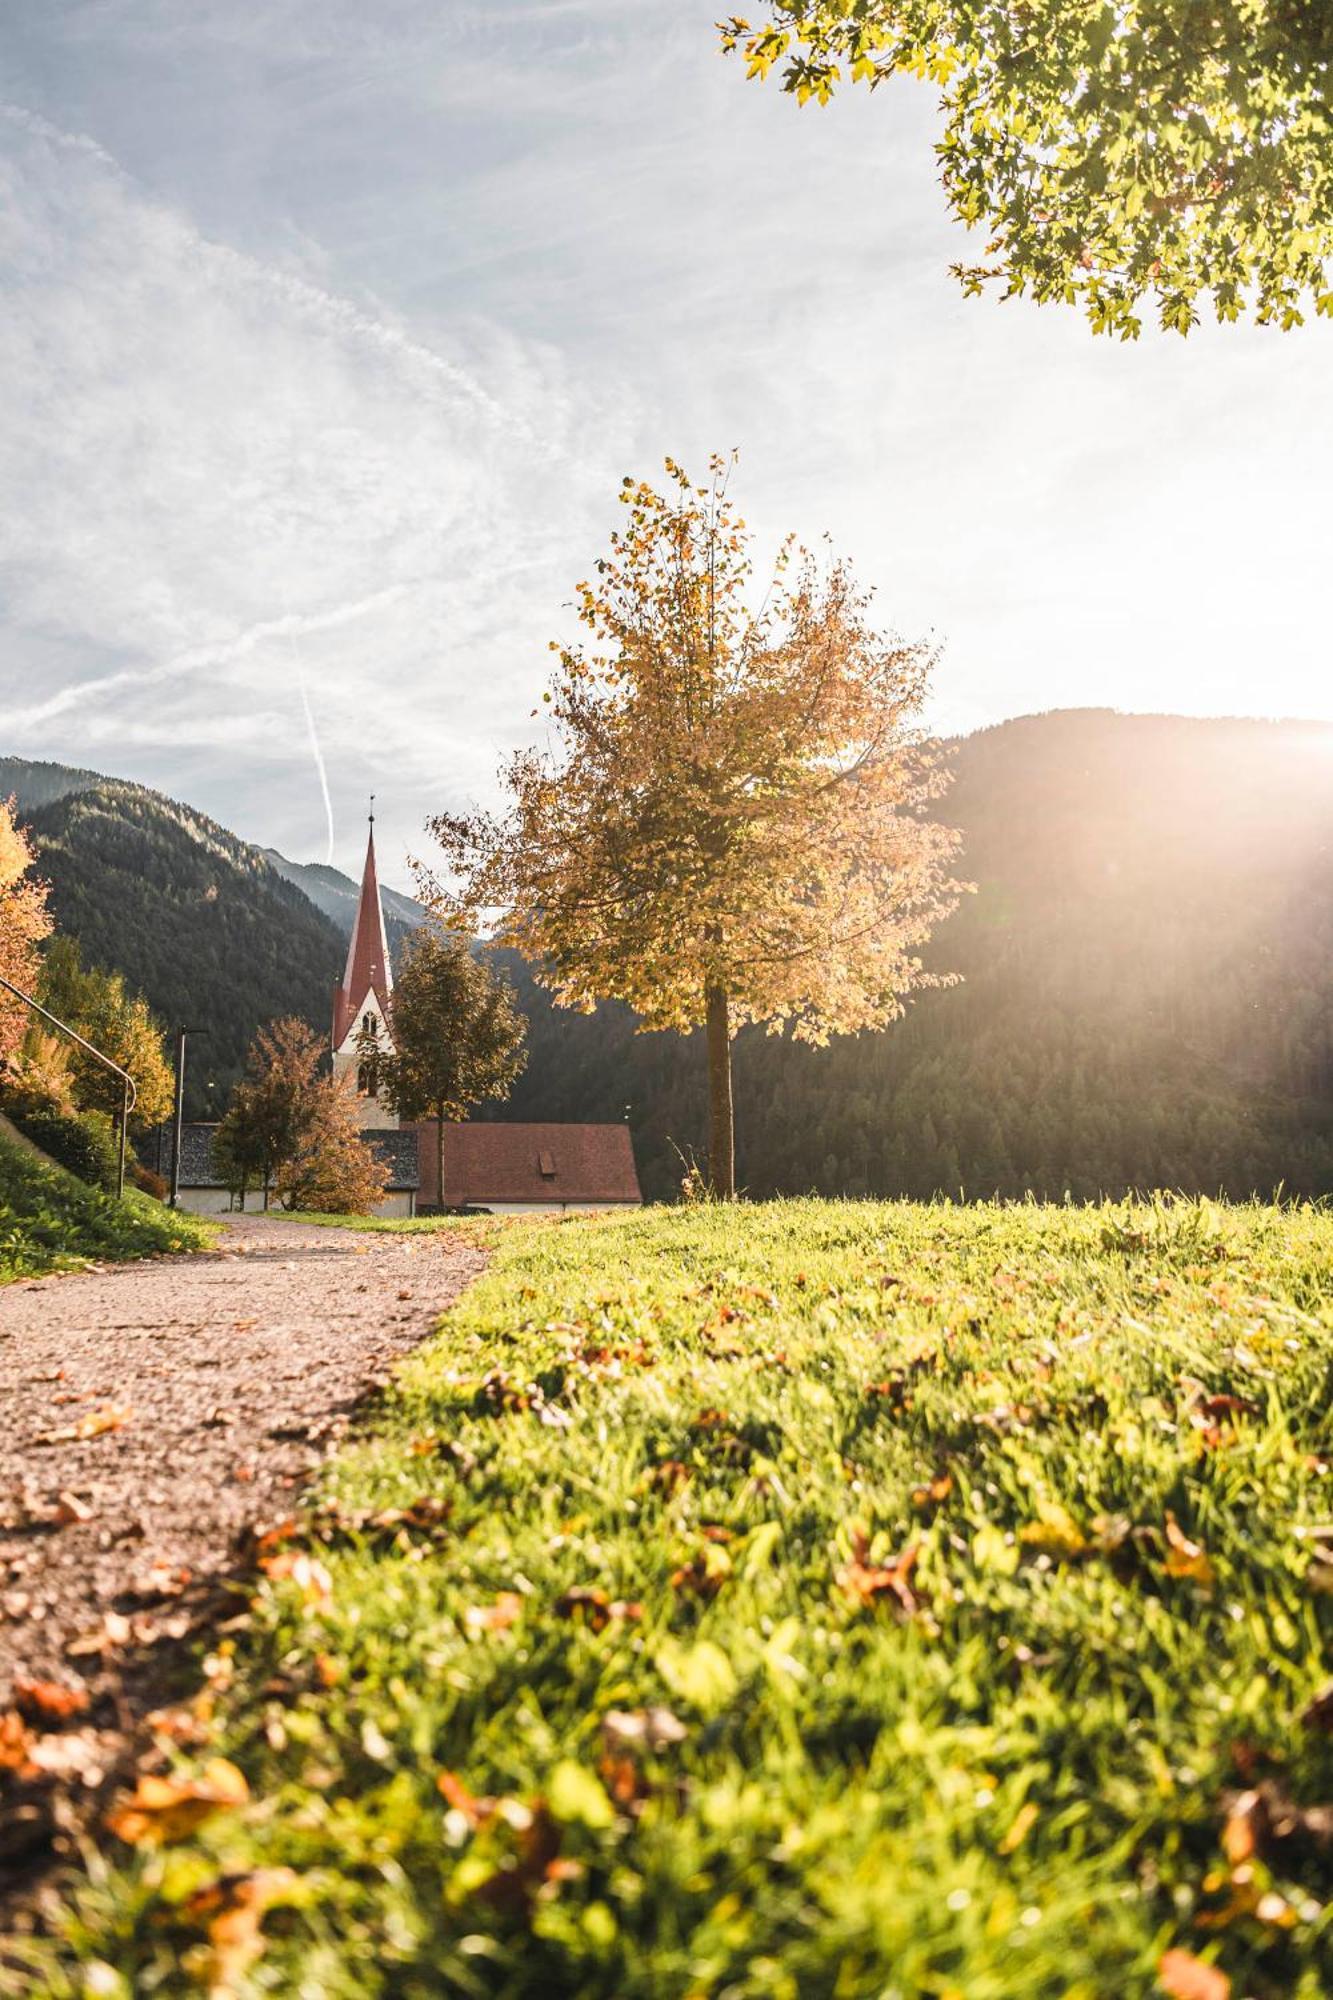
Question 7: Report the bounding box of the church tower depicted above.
[331,807,399,1131]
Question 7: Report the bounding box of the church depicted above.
[159,816,643,1217]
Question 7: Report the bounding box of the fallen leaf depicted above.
[643,1460,691,1495]
[184,1866,300,1994]
[553,1586,643,1631]
[1222,1789,1264,1865]
[35,1404,133,1446]
[147,1701,213,1747]
[837,1535,921,1617]
[1163,1512,1215,1589]
[258,1550,333,1611]
[0,1709,35,1774]
[463,1591,524,1635]
[13,1677,89,1726]
[670,1542,732,1599]
[1157,1948,1230,2000]
[105,1758,250,1845]
[53,1490,95,1525]
[912,1471,953,1511]
[1020,1502,1088,1560]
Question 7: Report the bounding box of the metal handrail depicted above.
[0,973,138,1198]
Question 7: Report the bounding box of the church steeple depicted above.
[332,804,394,1054]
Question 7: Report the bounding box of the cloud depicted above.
[0,102,639,869]
[2,1,1332,886]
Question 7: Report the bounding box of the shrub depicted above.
[0,1028,76,1120]
[0,1128,209,1282]
[12,1108,120,1193]
[130,1160,168,1201]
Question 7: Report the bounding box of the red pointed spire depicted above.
[332,807,394,1049]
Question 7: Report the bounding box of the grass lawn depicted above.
[27,1197,1333,1998]
[0,1129,212,1282]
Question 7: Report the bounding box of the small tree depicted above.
[0,799,52,1066]
[210,1098,268,1211]
[427,457,961,1199]
[272,1075,390,1215]
[38,936,173,1130]
[216,1017,325,1208]
[379,930,526,1209]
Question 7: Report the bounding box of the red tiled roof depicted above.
[332,823,394,1048]
[415,1122,642,1207]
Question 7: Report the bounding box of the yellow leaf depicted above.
[998,1799,1039,1854]
[106,1758,249,1845]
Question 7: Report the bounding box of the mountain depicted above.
[6,713,1333,1201]
[491,710,1333,1200]
[2,760,344,1119]
[0,755,106,813]
[264,848,428,962]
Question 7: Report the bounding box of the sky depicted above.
[2,0,1331,889]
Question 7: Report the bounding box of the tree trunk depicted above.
[705,982,735,1199]
[436,1102,446,1213]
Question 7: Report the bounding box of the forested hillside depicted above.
[492,711,1333,1200]
[6,713,1332,1199]
[264,847,427,962]
[2,762,343,1119]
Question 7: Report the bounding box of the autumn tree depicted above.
[210,1103,267,1211]
[721,4,1333,337]
[378,929,526,1209]
[38,936,173,1130]
[213,1016,326,1208]
[0,799,53,1065]
[272,1074,390,1215]
[426,456,961,1199]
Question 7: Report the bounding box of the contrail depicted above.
[8,584,414,732]
[291,638,335,865]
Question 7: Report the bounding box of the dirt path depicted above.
[0,1216,485,1696]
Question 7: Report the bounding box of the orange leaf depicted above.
[106,1758,250,1845]
[912,1471,953,1511]
[0,1709,36,1774]
[463,1591,524,1635]
[184,1867,299,1994]
[13,1678,89,1726]
[836,1539,921,1616]
[35,1403,132,1446]
[1158,1948,1230,2000]
[259,1550,333,1610]
[1163,1512,1215,1588]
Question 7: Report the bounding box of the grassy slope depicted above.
[0,1130,212,1281]
[34,1198,1333,1997]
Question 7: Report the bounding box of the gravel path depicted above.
[0,1216,485,1696]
